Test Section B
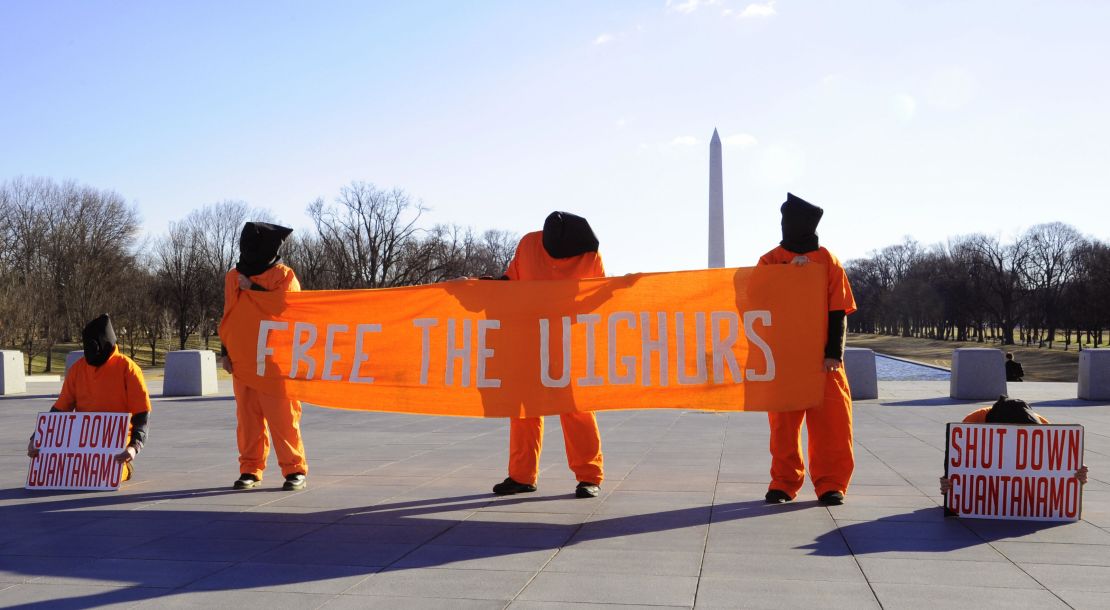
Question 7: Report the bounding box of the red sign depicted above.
[945,423,1084,521]
[26,412,129,490]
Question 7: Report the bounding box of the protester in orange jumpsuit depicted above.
[220,222,308,491]
[762,193,857,506]
[491,211,606,498]
[26,314,151,481]
[939,395,1087,494]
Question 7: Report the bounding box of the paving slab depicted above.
[869,582,1069,610]
[0,583,167,609]
[345,567,535,600]
[857,556,1043,588]
[519,571,698,606]
[1,379,1108,607]
[693,578,880,609]
[322,595,505,609]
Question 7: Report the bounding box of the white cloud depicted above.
[615,117,631,129]
[667,0,719,14]
[927,67,975,109]
[723,133,759,149]
[737,1,777,18]
[892,94,917,120]
[593,33,615,45]
[670,135,699,147]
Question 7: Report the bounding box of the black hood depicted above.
[542,212,599,259]
[780,192,824,254]
[236,222,293,277]
[82,314,117,367]
[984,395,1041,425]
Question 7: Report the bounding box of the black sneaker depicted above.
[765,489,792,504]
[575,482,600,498]
[492,477,537,495]
[282,473,307,491]
[233,474,261,490]
[819,491,845,506]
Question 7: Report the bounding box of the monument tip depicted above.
[711,128,720,142]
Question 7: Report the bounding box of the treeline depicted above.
[0,177,517,373]
[845,224,1110,349]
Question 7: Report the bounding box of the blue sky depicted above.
[2,1,1108,274]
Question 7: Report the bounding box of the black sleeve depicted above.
[220,344,228,358]
[128,411,150,453]
[825,310,847,360]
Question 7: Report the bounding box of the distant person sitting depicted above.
[1005,352,1024,382]
[939,395,1087,495]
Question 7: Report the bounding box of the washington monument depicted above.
[708,128,724,268]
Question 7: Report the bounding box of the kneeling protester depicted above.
[26,314,151,490]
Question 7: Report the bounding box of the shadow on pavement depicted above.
[800,508,1066,557]
[0,486,758,608]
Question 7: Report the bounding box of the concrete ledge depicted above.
[64,350,84,375]
[843,347,878,400]
[950,348,1006,400]
[26,375,62,383]
[1079,349,1110,400]
[163,350,218,396]
[0,350,26,395]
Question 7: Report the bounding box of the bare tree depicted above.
[153,222,204,350]
[307,182,427,288]
[1021,222,1085,348]
[967,233,1030,345]
[0,177,141,371]
[281,233,331,289]
[183,201,274,348]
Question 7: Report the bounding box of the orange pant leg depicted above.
[559,412,603,485]
[234,379,270,478]
[257,394,308,478]
[806,369,854,496]
[767,409,806,498]
[508,417,543,485]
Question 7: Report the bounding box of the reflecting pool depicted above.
[875,354,951,381]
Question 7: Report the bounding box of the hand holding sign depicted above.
[115,445,137,464]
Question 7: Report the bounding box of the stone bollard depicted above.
[163,350,218,396]
[1079,349,1110,400]
[843,347,878,400]
[65,350,85,375]
[950,348,1007,400]
[0,350,27,395]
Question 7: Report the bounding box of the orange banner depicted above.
[220,265,828,417]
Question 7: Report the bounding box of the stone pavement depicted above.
[1,380,1107,609]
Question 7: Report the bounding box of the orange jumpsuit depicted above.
[53,347,151,481]
[762,246,857,499]
[962,407,1049,424]
[504,231,605,486]
[223,264,308,479]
